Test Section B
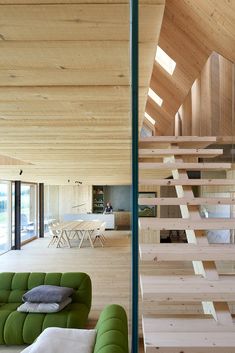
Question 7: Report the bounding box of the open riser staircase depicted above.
[139,136,235,353]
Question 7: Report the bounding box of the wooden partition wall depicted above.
[178,52,234,138]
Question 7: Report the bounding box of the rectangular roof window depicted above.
[148,88,163,106]
[156,46,176,75]
[144,112,155,125]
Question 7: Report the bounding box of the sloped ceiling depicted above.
[146,0,235,134]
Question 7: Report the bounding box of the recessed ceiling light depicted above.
[148,88,163,106]
[156,46,176,75]
[144,112,155,125]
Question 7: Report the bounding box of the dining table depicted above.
[51,220,102,248]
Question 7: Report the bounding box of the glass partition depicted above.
[0,181,12,254]
[21,183,38,244]
[44,185,59,234]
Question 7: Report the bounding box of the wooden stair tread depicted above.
[139,136,217,143]
[139,137,217,149]
[139,218,235,231]
[144,334,235,352]
[139,243,235,261]
[139,162,231,170]
[138,197,235,205]
[139,148,223,157]
[140,275,235,302]
[139,179,235,186]
[143,315,235,332]
[139,135,235,351]
[143,316,235,352]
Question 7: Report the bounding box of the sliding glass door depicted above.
[0,181,12,254]
[21,183,38,244]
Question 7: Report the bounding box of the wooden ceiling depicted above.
[146,0,235,135]
[1,0,234,184]
[0,0,165,185]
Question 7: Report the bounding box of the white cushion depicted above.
[21,327,97,353]
[17,297,72,313]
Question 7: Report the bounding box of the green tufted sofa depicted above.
[0,272,92,345]
[94,304,129,353]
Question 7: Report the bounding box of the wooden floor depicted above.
[2,231,232,352]
[0,230,132,353]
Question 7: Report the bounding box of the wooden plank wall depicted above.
[0,1,165,185]
[44,185,92,221]
[179,52,234,138]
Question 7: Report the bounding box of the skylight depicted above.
[156,46,176,75]
[144,112,155,125]
[148,88,163,106]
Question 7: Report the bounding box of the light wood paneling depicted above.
[58,185,92,219]
[0,154,31,165]
[0,1,165,184]
[180,90,192,136]
[180,52,234,138]
[0,4,165,42]
[114,212,131,228]
[145,0,235,135]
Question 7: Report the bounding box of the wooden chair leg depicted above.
[79,231,86,248]
[48,235,59,247]
[98,236,104,247]
[85,230,93,248]
[93,235,104,247]
[48,237,54,248]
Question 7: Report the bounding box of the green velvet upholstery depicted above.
[0,272,92,345]
[94,304,129,353]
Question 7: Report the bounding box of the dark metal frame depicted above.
[14,180,21,250]
[130,0,139,352]
[39,183,44,238]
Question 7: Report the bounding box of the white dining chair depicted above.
[93,222,106,247]
[48,226,60,247]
